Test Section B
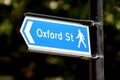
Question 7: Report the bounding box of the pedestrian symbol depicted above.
[20,15,91,57]
[76,29,86,48]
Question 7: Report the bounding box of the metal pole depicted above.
[89,0,104,80]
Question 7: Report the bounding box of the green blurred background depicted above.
[0,0,120,80]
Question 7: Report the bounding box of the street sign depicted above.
[20,15,91,57]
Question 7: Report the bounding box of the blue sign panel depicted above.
[20,16,91,57]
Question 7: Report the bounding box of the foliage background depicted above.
[0,0,120,80]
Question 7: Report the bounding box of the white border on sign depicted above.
[20,16,91,57]
[29,45,91,57]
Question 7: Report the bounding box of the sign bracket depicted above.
[24,12,95,26]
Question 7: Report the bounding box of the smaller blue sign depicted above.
[20,16,91,57]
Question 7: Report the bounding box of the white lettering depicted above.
[50,32,54,39]
[36,28,63,40]
[65,33,74,42]
[58,32,62,40]
[43,32,47,38]
[36,29,42,37]
[65,33,70,41]
[47,30,50,38]
[71,34,74,42]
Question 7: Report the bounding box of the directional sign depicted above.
[20,15,91,57]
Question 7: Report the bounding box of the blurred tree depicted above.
[0,0,120,80]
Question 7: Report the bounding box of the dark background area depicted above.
[0,0,120,80]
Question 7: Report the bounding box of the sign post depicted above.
[20,0,104,79]
[89,0,104,80]
[20,14,92,58]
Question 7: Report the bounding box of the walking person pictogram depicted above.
[76,29,86,48]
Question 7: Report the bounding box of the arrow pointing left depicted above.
[24,21,35,44]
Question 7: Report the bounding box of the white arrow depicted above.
[24,21,35,44]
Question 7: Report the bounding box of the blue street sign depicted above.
[20,16,91,57]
